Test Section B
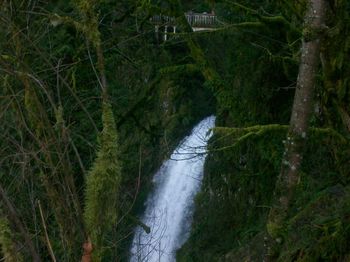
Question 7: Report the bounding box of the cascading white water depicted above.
[130,116,215,262]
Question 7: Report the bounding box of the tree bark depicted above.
[267,0,327,237]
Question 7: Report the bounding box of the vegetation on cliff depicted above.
[178,0,350,261]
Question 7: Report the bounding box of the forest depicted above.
[0,0,349,261]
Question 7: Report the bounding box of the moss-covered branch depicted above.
[230,2,301,35]
[159,64,200,76]
[84,103,122,261]
[211,124,348,153]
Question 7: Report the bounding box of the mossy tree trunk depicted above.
[267,0,327,238]
[74,1,122,260]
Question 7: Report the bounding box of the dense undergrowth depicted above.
[178,127,350,261]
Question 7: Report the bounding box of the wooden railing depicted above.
[150,15,175,25]
[186,12,218,28]
[150,12,218,28]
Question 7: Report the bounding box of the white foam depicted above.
[130,116,216,262]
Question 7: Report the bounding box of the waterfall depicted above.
[130,116,215,262]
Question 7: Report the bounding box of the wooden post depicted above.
[164,26,168,41]
[155,25,159,42]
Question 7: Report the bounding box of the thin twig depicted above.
[37,200,57,262]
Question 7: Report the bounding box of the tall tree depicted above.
[267,0,327,237]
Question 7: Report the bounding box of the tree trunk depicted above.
[267,0,326,237]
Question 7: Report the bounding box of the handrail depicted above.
[150,12,218,28]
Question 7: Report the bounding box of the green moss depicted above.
[267,221,283,240]
[302,26,325,42]
[84,102,121,261]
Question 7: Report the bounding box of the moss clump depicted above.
[84,102,121,261]
[267,221,284,240]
